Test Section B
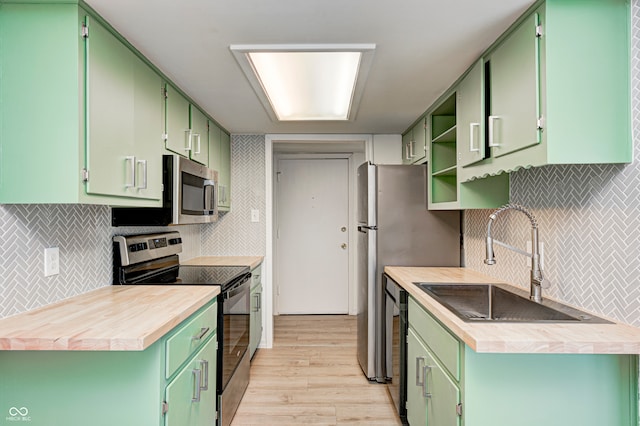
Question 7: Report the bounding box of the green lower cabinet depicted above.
[165,334,217,426]
[407,296,638,426]
[0,298,218,426]
[0,346,164,426]
[250,264,263,359]
[407,329,461,426]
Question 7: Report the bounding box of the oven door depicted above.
[173,155,219,224]
[221,275,250,390]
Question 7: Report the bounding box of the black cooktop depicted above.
[177,265,250,287]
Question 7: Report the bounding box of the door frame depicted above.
[263,134,373,348]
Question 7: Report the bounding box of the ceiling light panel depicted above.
[231,44,375,122]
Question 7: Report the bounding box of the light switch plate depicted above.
[251,209,260,223]
[526,241,544,269]
[44,247,60,277]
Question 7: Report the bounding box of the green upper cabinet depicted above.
[487,12,541,158]
[189,106,209,166]
[85,15,162,201]
[207,121,231,211]
[164,85,191,156]
[401,117,428,165]
[456,59,485,168]
[0,2,162,206]
[460,0,631,182]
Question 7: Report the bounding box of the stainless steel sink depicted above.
[415,283,611,323]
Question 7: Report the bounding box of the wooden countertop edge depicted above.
[384,266,640,355]
[181,256,264,269]
[0,286,220,351]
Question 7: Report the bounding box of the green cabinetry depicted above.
[0,2,163,206]
[461,0,631,181]
[207,122,231,211]
[410,0,631,210]
[250,263,263,359]
[85,15,163,201]
[407,296,638,426]
[402,117,428,165]
[164,85,210,167]
[0,298,218,426]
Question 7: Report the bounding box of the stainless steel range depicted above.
[113,231,250,426]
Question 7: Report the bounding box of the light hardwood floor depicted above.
[231,315,402,425]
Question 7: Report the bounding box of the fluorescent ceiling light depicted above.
[230,44,375,121]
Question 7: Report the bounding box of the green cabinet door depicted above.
[457,59,485,167]
[250,265,263,359]
[407,328,460,426]
[411,118,428,164]
[85,15,135,198]
[218,131,231,210]
[165,85,191,156]
[165,333,217,426]
[190,106,209,166]
[84,15,162,201]
[489,12,541,158]
[208,121,222,172]
[407,328,428,426]
[132,52,163,200]
[401,132,412,165]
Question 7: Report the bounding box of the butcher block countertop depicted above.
[0,285,220,351]
[385,266,640,355]
[182,256,263,270]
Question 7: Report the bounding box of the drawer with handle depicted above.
[409,296,461,380]
[165,300,217,378]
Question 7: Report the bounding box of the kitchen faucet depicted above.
[484,204,544,303]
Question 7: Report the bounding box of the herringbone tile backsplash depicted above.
[201,135,267,256]
[464,0,640,327]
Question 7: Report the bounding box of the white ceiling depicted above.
[85,0,536,135]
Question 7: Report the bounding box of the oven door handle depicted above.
[225,276,250,299]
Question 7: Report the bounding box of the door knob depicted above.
[341,227,347,232]
[341,243,347,249]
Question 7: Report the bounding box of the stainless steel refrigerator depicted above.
[356,162,461,381]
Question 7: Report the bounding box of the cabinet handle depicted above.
[404,143,410,160]
[469,123,480,152]
[194,133,201,154]
[257,292,261,310]
[185,129,193,151]
[409,139,415,158]
[191,368,202,402]
[136,159,147,190]
[125,156,136,188]
[415,356,425,386]
[488,116,500,147]
[192,327,210,341]
[199,359,209,391]
[422,365,432,398]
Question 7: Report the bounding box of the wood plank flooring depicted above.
[231,315,402,425]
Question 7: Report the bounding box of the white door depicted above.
[275,158,349,314]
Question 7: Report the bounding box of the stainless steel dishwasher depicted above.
[383,273,408,424]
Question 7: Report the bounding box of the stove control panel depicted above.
[114,232,182,266]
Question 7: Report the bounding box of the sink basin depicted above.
[415,283,611,323]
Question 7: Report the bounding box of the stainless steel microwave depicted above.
[112,155,218,226]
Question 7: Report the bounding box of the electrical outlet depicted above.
[526,241,544,269]
[44,247,60,277]
[251,209,260,223]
